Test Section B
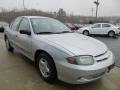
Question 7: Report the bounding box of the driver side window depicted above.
[18,18,30,32]
[92,24,101,28]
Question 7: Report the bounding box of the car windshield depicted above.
[30,18,71,34]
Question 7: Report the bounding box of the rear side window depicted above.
[93,24,101,28]
[102,24,111,28]
[11,17,23,31]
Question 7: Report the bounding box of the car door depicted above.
[90,24,102,34]
[8,17,23,47]
[17,18,32,58]
[101,24,111,34]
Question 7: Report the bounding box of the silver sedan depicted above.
[4,16,115,84]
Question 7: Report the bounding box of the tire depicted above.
[83,30,89,36]
[36,53,57,82]
[108,31,115,37]
[5,38,14,53]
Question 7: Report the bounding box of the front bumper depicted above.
[56,51,115,84]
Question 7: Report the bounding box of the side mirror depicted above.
[19,30,31,35]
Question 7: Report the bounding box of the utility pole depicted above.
[94,0,100,21]
[23,0,26,10]
[91,8,94,17]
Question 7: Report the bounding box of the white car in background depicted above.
[77,23,120,37]
[0,21,9,32]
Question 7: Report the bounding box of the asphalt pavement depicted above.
[94,36,120,67]
[0,33,4,38]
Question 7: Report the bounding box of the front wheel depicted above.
[5,39,14,53]
[83,30,89,36]
[108,31,115,37]
[37,53,57,82]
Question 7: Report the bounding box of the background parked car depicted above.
[0,21,9,32]
[77,24,84,28]
[74,24,80,30]
[65,23,76,31]
[65,23,82,31]
[115,23,120,30]
[77,23,120,37]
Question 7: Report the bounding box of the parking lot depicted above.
[0,33,120,90]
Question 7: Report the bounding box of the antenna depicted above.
[92,8,94,17]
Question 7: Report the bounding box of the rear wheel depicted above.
[37,53,57,82]
[83,30,89,36]
[108,31,115,37]
[5,38,14,52]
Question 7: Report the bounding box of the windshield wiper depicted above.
[36,32,55,34]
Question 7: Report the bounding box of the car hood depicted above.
[39,33,108,56]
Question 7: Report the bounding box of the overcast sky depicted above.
[0,0,120,16]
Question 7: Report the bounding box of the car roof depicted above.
[20,16,49,19]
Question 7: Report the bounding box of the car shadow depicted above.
[50,79,105,90]
[89,34,119,39]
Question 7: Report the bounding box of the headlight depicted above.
[67,56,94,66]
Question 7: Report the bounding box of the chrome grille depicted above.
[95,50,108,58]
[94,50,110,62]
[97,57,108,62]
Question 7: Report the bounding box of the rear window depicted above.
[102,24,111,28]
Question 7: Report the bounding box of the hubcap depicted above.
[39,58,50,78]
[84,31,89,35]
[109,32,114,37]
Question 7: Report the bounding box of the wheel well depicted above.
[83,30,89,33]
[108,31,115,34]
[34,50,55,67]
[83,30,89,34]
[34,50,57,77]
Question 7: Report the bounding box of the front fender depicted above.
[31,36,74,63]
